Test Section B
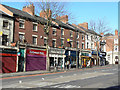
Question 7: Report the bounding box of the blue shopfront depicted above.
[65,50,79,68]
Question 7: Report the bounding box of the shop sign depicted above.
[0,31,3,36]
[27,49,46,56]
[92,51,97,55]
[49,48,65,54]
[100,52,106,56]
[81,53,89,56]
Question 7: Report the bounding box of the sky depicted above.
[1,1,118,34]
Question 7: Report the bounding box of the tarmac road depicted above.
[1,65,119,89]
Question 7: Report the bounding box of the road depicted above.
[1,65,119,89]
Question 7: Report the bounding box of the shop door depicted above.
[18,48,25,72]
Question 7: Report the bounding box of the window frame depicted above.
[19,19,25,29]
[33,22,38,31]
[3,20,9,30]
[32,35,37,45]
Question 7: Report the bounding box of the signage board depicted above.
[100,52,106,56]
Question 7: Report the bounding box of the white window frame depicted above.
[33,22,38,31]
[114,45,118,52]
[77,32,79,39]
[82,42,84,49]
[52,28,57,36]
[82,34,84,40]
[61,38,64,46]
[114,39,118,44]
[61,27,64,36]
[76,41,79,48]
[52,39,56,47]
[32,35,37,45]
[44,37,47,46]
[19,19,25,29]
[3,20,9,29]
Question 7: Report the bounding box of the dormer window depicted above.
[19,19,25,29]
[3,20,9,29]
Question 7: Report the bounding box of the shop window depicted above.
[3,20,9,29]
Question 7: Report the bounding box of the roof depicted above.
[104,33,114,36]
[78,25,101,36]
[53,19,75,30]
[68,24,85,34]
[2,4,59,28]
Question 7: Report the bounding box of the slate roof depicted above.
[53,19,75,30]
[68,24,86,34]
[2,4,59,28]
[104,33,114,36]
[78,25,101,36]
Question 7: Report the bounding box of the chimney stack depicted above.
[115,29,118,36]
[78,22,88,29]
[40,9,52,19]
[22,4,34,15]
[100,32,104,36]
[56,15,68,24]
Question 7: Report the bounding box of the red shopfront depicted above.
[0,48,17,73]
[26,49,46,71]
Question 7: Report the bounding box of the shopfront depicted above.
[65,50,79,68]
[49,48,66,69]
[91,50,97,66]
[0,48,17,73]
[81,50,91,67]
[26,49,46,71]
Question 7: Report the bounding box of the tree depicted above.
[89,18,111,34]
[26,0,71,71]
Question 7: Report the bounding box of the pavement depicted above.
[0,64,118,78]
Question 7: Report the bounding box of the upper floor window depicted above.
[70,30,73,37]
[3,20,9,29]
[19,32,25,42]
[77,41,79,48]
[91,43,93,49]
[32,35,37,45]
[87,42,89,49]
[114,45,118,52]
[91,36,93,41]
[87,35,89,40]
[77,33,79,39]
[82,35,84,40]
[52,39,56,47]
[61,28,64,36]
[19,19,25,29]
[70,40,73,47]
[2,34,8,45]
[44,37,47,46]
[82,42,84,49]
[52,28,56,36]
[61,38,64,46]
[114,39,118,44]
[33,23,38,31]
